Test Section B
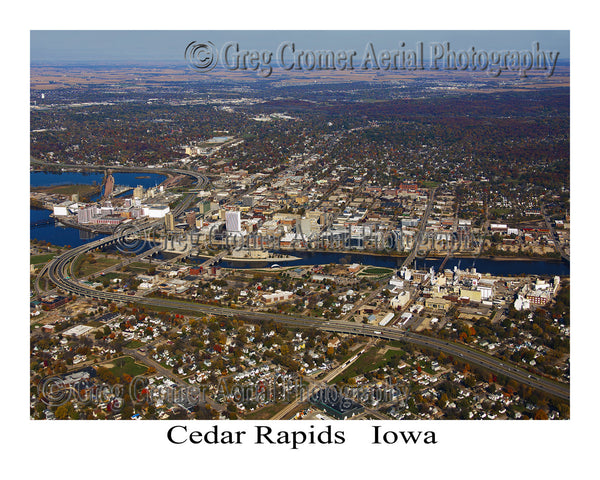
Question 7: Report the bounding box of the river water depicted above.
[217,251,569,276]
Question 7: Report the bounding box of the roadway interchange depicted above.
[40,166,569,403]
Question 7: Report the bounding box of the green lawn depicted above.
[123,262,154,274]
[99,272,123,282]
[331,346,384,383]
[360,267,394,275]
[383,348,406,361]
[129,262,152,269]
[109,356,148,378]
[244,402,291,420]
[30,253,56,264]
[76,257,121,276]
[32,183,101,199]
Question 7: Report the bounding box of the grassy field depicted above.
[332,346,384,383]
[30,253,56,264]
[32,183,101,199]
[76,257,121,276]
[244,402,289,420]
[108,356,148,378]
[330,345,415,384]
[99,272,123,282]
[388,340,409,349]
[359,267,394,275]
[123,262,153,274]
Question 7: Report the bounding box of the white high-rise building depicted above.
[133,185,144,200]
[225,211,241,233]
[77,206,94,224]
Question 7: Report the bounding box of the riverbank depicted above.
[190,253,301,263]
[55,216,116,234]
[424,254,565,263]
[31,183,102,201]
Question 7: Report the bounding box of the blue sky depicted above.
[31,30,569,64]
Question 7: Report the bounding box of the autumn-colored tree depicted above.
[55,406,69,419]
[534,409,549,420]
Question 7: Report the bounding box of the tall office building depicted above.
[133,185,144,200]
[77,206,94,224]
[186,211,197,229]
[103,172,115,199]
[225,211,241,233]
[164,213,175,231]
[198,200,211,214]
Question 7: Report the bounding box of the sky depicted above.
[30,30,569,65]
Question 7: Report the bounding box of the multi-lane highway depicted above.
[39,167,569,402]
[321,321,569,401]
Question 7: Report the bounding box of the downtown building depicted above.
[225,210,241,233]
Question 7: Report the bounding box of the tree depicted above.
[54,401,75,419]
[534,409,548,420]
[122,405,134,419]
[54,405,69,420]
[464,375,476,388]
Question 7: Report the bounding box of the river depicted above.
[216,251,570,276]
